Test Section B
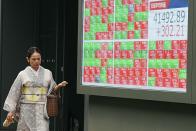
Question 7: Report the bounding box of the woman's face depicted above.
[27,52,41,70]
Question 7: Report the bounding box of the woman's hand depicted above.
[58,81,68,88]
[7,112,14,121]
[3,112,15,127]
[54,81,68,91]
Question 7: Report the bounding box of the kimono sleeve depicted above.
[3,72,22,112]
[47,71,57,95]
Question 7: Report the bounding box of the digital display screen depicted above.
[82,0,188,92]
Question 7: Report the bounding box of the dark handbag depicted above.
[47,91,60,117]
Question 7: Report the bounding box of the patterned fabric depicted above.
[17,104,49,131]
[3,66,56,131]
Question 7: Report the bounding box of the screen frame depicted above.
[77,0,194,104]
[190,0,196,104]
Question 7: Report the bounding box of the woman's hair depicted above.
[26,47,41,59]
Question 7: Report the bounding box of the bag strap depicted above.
[50,88,61,98]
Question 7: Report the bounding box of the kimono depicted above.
[3,66,56,131]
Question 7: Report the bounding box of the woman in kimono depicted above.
[3,47,67,131]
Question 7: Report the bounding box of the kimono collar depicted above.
[29,66,41,77]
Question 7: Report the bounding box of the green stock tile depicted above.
[102,0,108,7]
[100,24,108,31]
[126,42,134,50]
[148,59,157,68]
[84,58,89,66]
[179,69,187,79]
[95,59,101,66]
[85,9,90,16]
[134,12,142,21]
[148,77,156,86]
[96,16,102,23]
[149,41,156,50]
[170,59,179,68]
[116,5,128,14]
[92,51,96,58]
[115,8,120,14]
[122,59,130,67]
[119,59,124,67]
[88,59,94,66]
[127,59,134,67]
[121,31,128,39]
[94,43,101,50]
[134,51,141,59]
[141,12,148,21]
[161,59,179,68]
[88,43,93,49]
[128,22,134,30]
[121,15,128,22]
[134,0,142,4]
[89,59,95,66]
[115,32,121,39]
[123,6,129,14]
[90,24,96,32]
[148,77,156,81]
[115,6,121,12]
[120,42,128,50]
[83,53,88,59]
[108,59,113,67]
[115,14,128,22]
[108,14,114,23]
[101,67,106,74]
[100,74,107,82]
[162,60,169,68]
[140,50,147,58]
[114,59,120,67]
[90,16,101,23]
[164,40,172,50]
[108,43,113,50]
[134,30,141,39]
[156,59,164,68]
[115,16,121,22]
[90,16,96,23]
[84,33,90,40]
[84,43,90,49]
[90,24,98,32]
[115,0,122,5]
[87,32,95,40]
[126,60,132,68]
[88,50,94,59]
[84,50,90,58]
